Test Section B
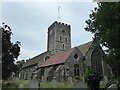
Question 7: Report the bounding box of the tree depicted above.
[1,23,20,80]
[84,67,103,90]
[16,60,25,77]
[85,2,120,76]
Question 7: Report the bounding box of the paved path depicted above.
[29,80,39,90]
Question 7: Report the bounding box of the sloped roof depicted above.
[40,49,74,67]
[22,51,47,68]
[23,41,93,68]
[77,41,93,55]
[40,41,93,68]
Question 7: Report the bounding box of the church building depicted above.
[20,21,112,81]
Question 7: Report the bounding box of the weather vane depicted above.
[58,6,61,20]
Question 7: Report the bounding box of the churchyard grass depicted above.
[16,80,30,88]
[2,80,30,88]
[2,80,73,88]
[40,81,73,88]
[2,80,19,88]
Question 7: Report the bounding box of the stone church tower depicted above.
[47,21,71,55]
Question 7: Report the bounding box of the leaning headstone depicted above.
[100,76,108,86]
[101,76,108,83]
[107,84,118,90]
[74,80,87,88]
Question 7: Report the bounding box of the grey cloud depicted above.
[2,2,97,60]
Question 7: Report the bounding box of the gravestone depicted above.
[19,83,24,90]
[107,84,118,90]
[51,78,58,87]
[74,80,87,88]
[68,77,73,84]
[100,76,109,86]
[29,80,39,90]
[103,76,108,82]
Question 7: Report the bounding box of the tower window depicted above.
[65,37,68,42]
[63,44,65,50]
[59,36,62,41]
[62,29,65,33]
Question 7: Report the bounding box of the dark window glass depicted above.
[60,36,62,41]
[63,44,65,50]
[74,64,80,76]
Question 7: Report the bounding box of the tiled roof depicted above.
[22,51,47,68]
[40,49,74,67]
[77,41,93,55]
[40,41,93,68]
[22,41,93,68]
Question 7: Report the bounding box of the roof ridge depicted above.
[22,51,47,68]
[75,41,93,48]
[30,51,47,60]
[75,41,93,55]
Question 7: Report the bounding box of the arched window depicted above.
[74,64,80,76]
[91,49,103,74]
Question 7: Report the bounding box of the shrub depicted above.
[84,67,103,90]
[2,81,19,88]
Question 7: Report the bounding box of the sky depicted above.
[2,2,98,61]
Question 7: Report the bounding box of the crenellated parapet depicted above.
[48,21,70,31]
